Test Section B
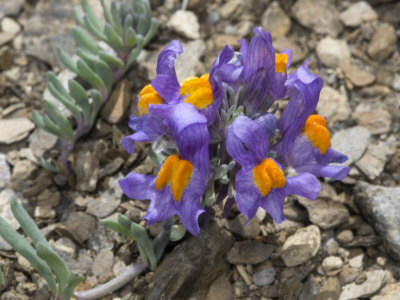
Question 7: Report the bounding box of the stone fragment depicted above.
[0,32,14,46]
[281,225,320,267]
[331,126,371,165]
[316,37,350,68]
[227,241,273,265]
[339,270,387,300]
[372,282,400,300]
[34,206,56,219]
[340,1,377,27]
[368,23,396,62]
[339,61,375,87]
[298,197,349,230]
[356,143,394,180]
[292,0,342,37]
[29,128,58,158]
[225,214,260,239]
[0,189,23,230]
[206,276,233,300]
[101,80,132,124]
[261,2,291,39]
[17,253,34,273]
[353,103,391,135]
[336,229,354,244]
[174,40,206,82]
[219,0,243,19]
[64,212,96,243]
[168,10,200,39]
[314,276,341,300]
[252,267,276,286]
[273,36,307,64]
[0,118,35,144]
[146,222,234,300]
[340,268,360,285]
[0,153,11,189]
[92,249,114,277]
[317,86,350,124]
[355,182,400,261]
[0,46,14,71]
[37,189,60,207]
[0,0,24,17]
[299,276,321,300]
[322,256,343,272]
[11,160,37,181]
[1,18,21,36]
[279,277,303,300]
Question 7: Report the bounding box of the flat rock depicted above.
[206,276,233,300]
[292,0,342,37]
[29,128,58,158]
[0,0,24,17]
[299,276,321,300]
[281,225,321,267]
[218,0,242,19]
[353,102,391,135]
[101,80,132,124]
[314,276,341,300]
[316,37,350,68]
[0,189,23,230]
[11,159,37,181]
[64,212,96,243]
[355,182,400,261]
[0,153,11,189]
[317,86,350,124]
[298,197,349,230]
[174,40,206,82]
[227,241,273,265]
[0,32,14,47]
[252,267,276,286]
[92,249,114,277]
[372,282,400,300]
[168,10,200,39]
[340,1,377,27]
[0,118,35,144]
[356,143,394,180]
[322,256,343,272]
[331,126,371,165]
[225,214,260,239]
[261,2,291,39]
[274,36,307,64]
[340,61,375,87]
[339,270,387,300]
[146,221,234,300]
[368,23,397,62]
[1,18,21,36]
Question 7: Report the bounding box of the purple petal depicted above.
[119,173,155,200]
[296,164,350,180]
[254,113,277,137]
[284,173,321,200]
[261,189,286,223]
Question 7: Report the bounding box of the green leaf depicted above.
[62,272,84,300]
[36,243,69,295]
[117,214,133,231]
[90,89,103,125]
[71,26,99,54]
[100,219,135,240]
[81,0,104,31]
[41,115,65,138]
[123,14,133,33]
[83,15,107,41]
[136,14,149,36]
[73,7,85,27]
[68,79,90,119]
[0,216,57,296]
[57,48,78,74]
[39,158,58,173]
[98,50,124,68]
[104,23,124,49]
[47,83,81,117]
[93,58,112,93]
[0,268,2,289]
[44,102,75,141]
[77,59,105,90]
[100,0,114,26]
[148,148,164,167]
[170,225,186,242]
[76,48,97,70]
[32,111,63,138]
[110,0,123,35]
[46,72,71,100]
[10,199,50,248]
[125,36,144,70]
[130,223,156,269]
[125,27,136,48]
[144,18,157,45]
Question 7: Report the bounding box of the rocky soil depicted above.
[0,0,400,299]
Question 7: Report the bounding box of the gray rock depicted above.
[353,102,392,135]
[339,267,360,285]
[168,10,200,40]
[252,267,276,286]
[274,36,307,64]
[336,229,354,244]
[298,195,349,230]
[225,214,260,239]
[339,61,375,87]
[292,0,342,37]
[299,276,321,300]
[11,160,37,181]
[356,143,394,180]
[146,221,234,300]
[1,18,21,36]
[0,189,23,230]
[279,277,303,300]
[368,23,397,62]
[0,154,11,189]
[34,206,56,219]
[0,118,35,144]
[206,276,233,300]
[316,37,350,68]
[92,249,114,277]
[314,276,341,300]
[100,80,132,124]
[227,241,273,265]
[339,270,387,300]
[317,86,350,124]
[0,0,24,17]
[64,212,96,243]
[355,182,400,261]
[281,225,320,267]
[322,256,343,272]
[29,129,58,158]
[219,0,243,19]
[372,282,400,300]
[261,2,291,39]
[340,1,377,27]
[0,32,14,47]
[174,40,206,82]
[331,126,371,165]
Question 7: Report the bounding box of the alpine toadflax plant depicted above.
[119,28,350,236]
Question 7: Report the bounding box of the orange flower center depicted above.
[302,114,330,155]
[252,158,286,197]
[137,84,163,116]
[180,74,213,109]
[275,53,288,73]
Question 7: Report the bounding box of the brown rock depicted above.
[64,212,96,243]
[101,80,132,124]
[353,103,391,135]
[92,249,114,277]
[368,23,397,62]
[206,276,233,300]
[227,241,273,265]
[0,32,14,46]
[340,61,375,87]
[314,276,341,300]
[261,2,291,39]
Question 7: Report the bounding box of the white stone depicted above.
[322,256,343,272]
[340,1,377,27]
[0,189,22,230]
[0,117,35,144]
[0,154,11,189]
[340,270,387,300]
[316,37,350,68]
[348,253,364,268]
[317,86,350,123]
[1,17,21,36]
[168,10,200,40]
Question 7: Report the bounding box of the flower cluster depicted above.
[119,28,350,236]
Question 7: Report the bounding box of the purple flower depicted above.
[226,115,321,223]
[275,61,350,180]
[121,41,183,153]
[119,103,210,235]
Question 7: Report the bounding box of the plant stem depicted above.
[74,218,172,300]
